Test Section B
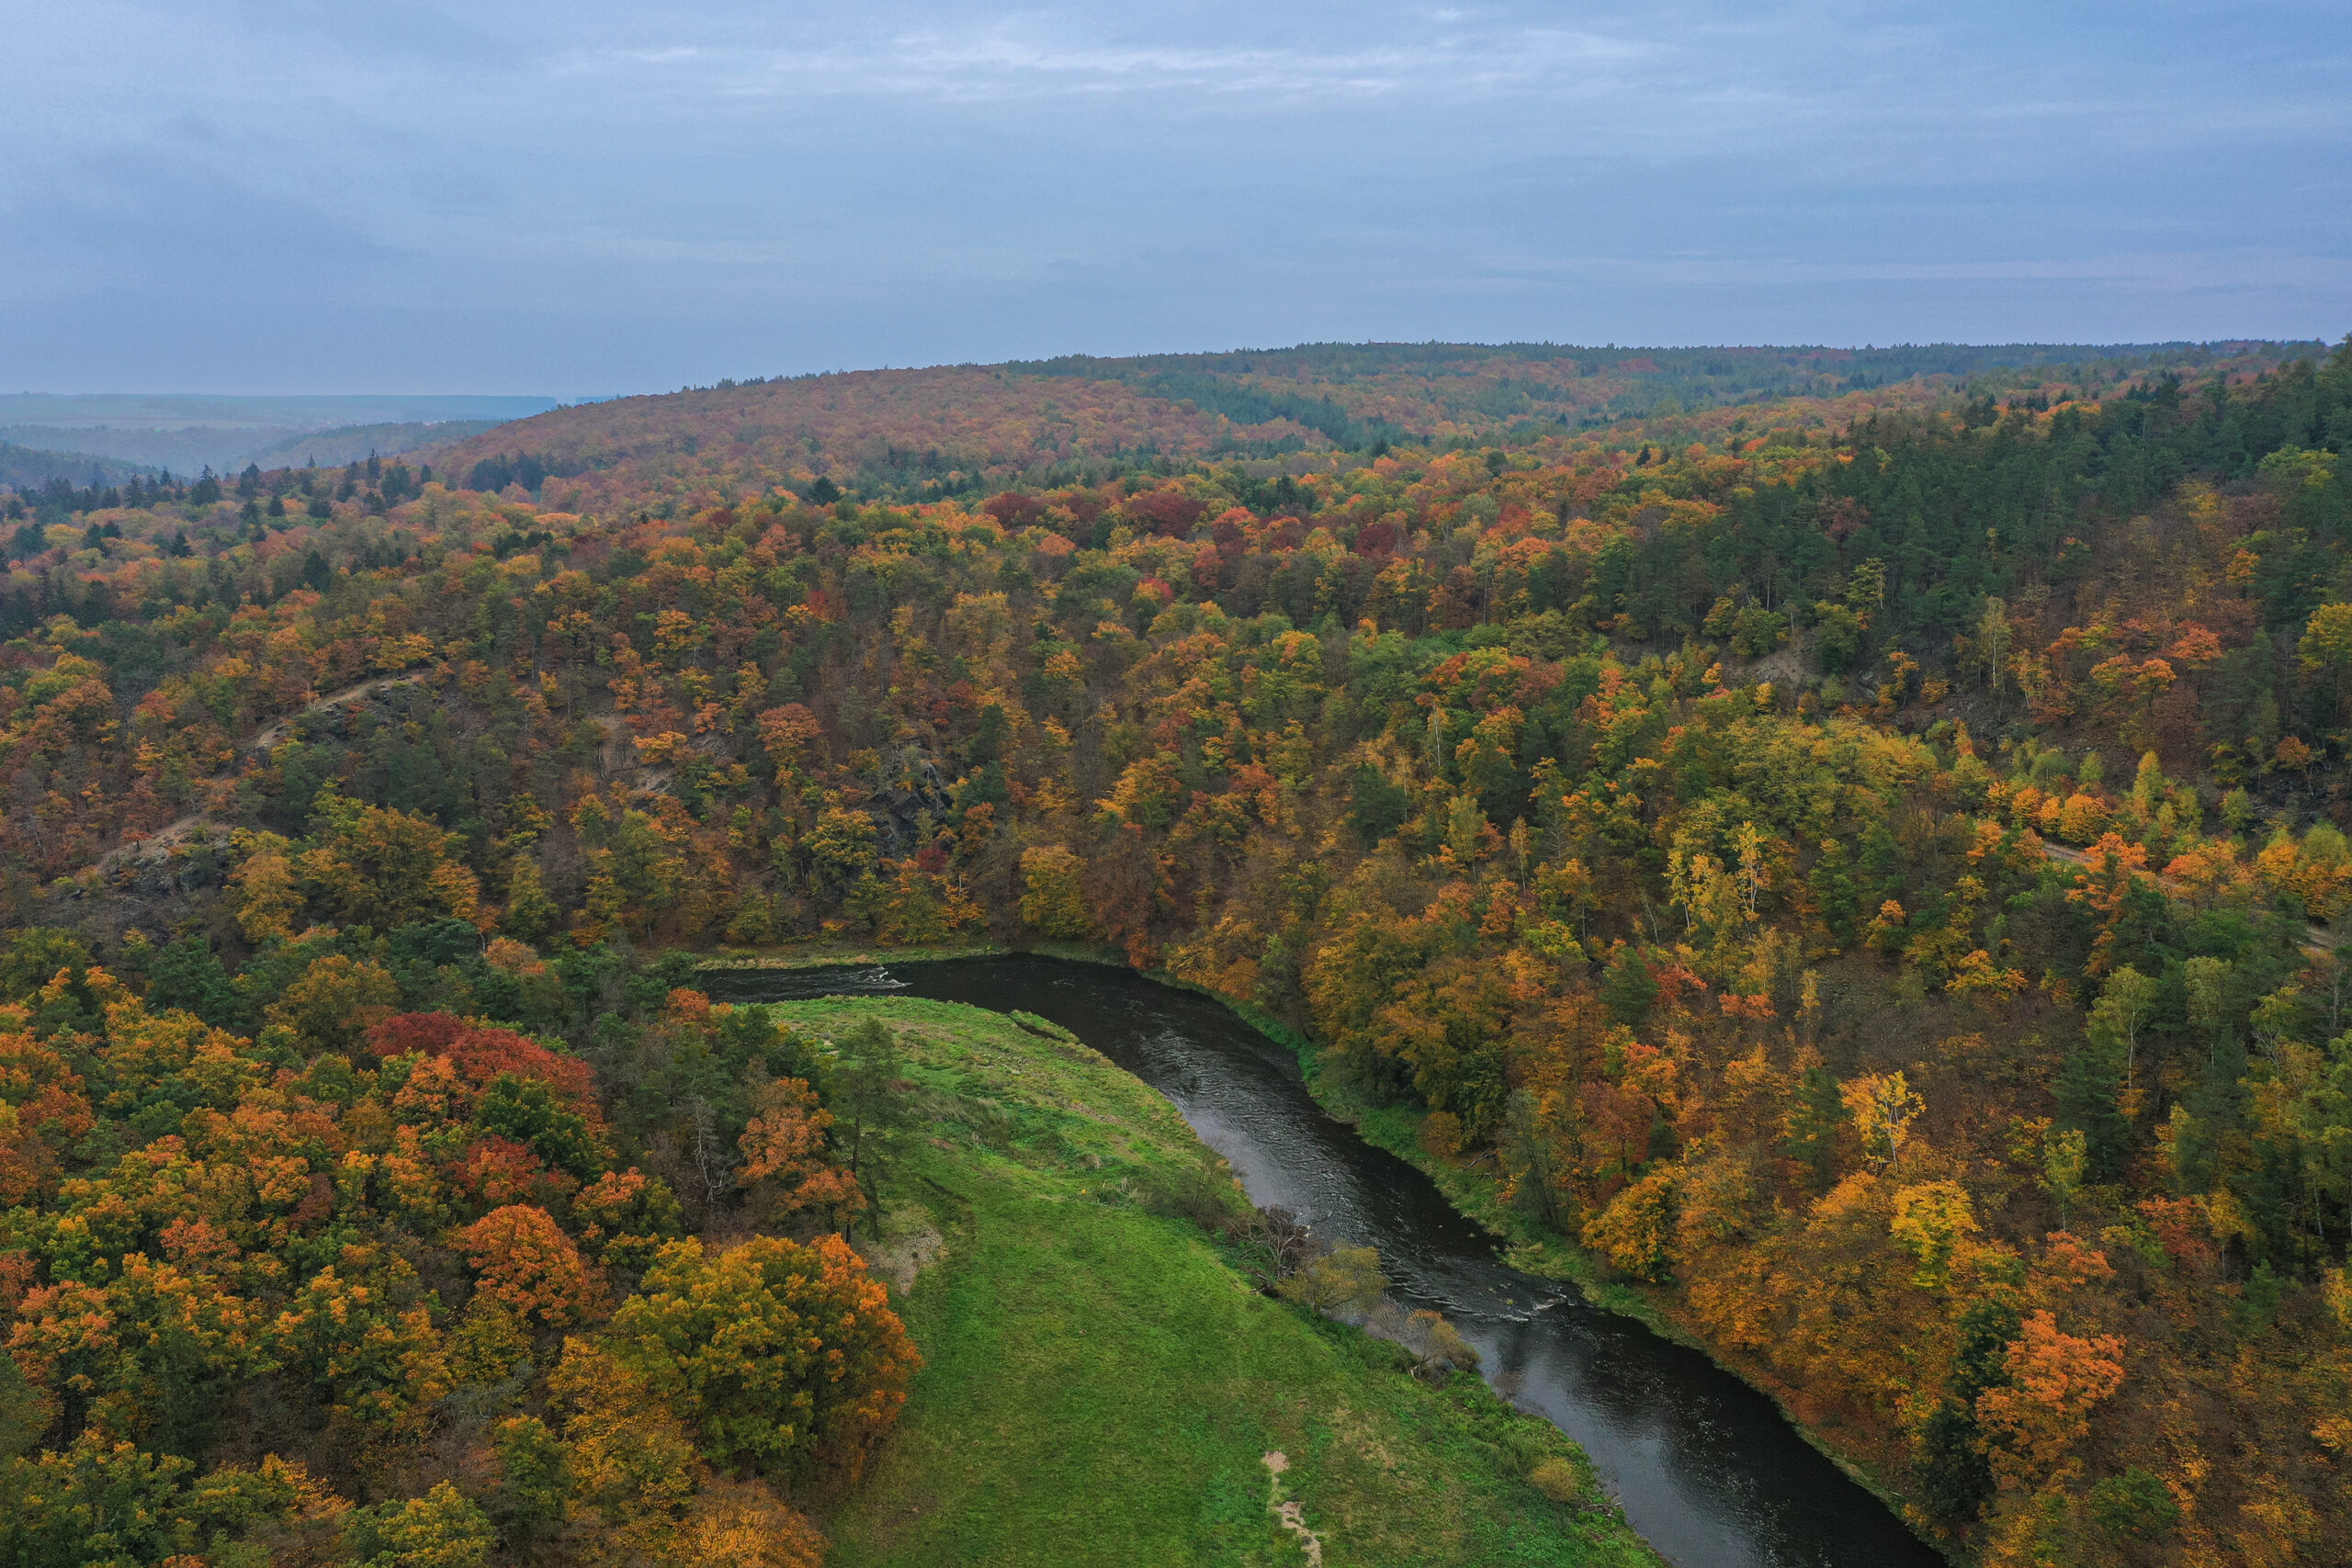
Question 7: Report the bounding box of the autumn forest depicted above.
[2,337,2351,1567]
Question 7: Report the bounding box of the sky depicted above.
[2,1,2346,395]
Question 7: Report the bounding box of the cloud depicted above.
[0,0,2343,389]
[560,17,1662,107]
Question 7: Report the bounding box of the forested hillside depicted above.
[0,443,157,493]
[3,337,2351,1566]
[434,340,2315,513]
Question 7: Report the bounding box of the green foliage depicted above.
[827,1018,912,1215]
[2055,1044,2130,1185]
[489,1416,568,1542]
[1600,945,1657,1026]
[475,1073,603,1179]
[1782,1065,1845,1192]
[1346,763,1412,844]
[344,1481,496,1568]
[0,928,91,1002]
[2086,1466,2182,1543]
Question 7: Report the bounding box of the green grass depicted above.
[763,996,1664,1568]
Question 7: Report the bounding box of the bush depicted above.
[1419,1111,1464,1157]
[1361,1302,1481,1380]
[2086,1467,2181,1542]
[1276,1246,1387,1314]
[1224,1204,1317,1289]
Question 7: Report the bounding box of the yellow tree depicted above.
[1018,844,1091,938]
[300,792,482,931]
[1843,1071,1924,1171]
[605,1235,917,1480]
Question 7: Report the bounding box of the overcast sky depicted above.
[2,1,2346,394]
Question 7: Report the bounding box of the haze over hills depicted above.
[0,392,558,478]
[0,440,160,491]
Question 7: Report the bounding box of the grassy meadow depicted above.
[765,996,1663,1568]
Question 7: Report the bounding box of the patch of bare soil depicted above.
[855,1204,946,1297]
[1261,1450,1323,1565]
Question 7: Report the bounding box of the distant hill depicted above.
[237,420,510,471]
[0,440,156,491]
[0,391,553,430]
[0,392,555,474]
[433,337,2323,509]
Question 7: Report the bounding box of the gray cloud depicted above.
[0,0,2343,391]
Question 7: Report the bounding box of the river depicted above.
[702,953,1947,1568]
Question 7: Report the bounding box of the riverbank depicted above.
[699,941,1943,1560]
[1290,1059,1939,1542]
[1181,987,1947,1556]
[761,993,1665,1567]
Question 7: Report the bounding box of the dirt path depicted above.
[2032,836,2340,953]
[1261,1452,1323,1565]
[245,671,426,751]
[95,671,429,874]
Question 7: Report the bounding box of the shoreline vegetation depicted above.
[697,939,1943,1552]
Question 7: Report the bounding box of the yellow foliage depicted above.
[1887,1181,1977,1288]
[1018,844,1091,939]
[1582,1166,1679,1280]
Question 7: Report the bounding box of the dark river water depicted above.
[703,953,1945,1568]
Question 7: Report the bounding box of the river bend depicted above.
[702,954,1945,1568]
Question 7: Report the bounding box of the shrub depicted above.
[1276,1245,1387,1314]
[2086,1467,2181,1542]
[1419,1110,1464,1157]
[1136,1161,1239,1232]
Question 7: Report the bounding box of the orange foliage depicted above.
[455,1203,600,1326]
[737,1077,863,1221]
[1973,1311,2127,1490]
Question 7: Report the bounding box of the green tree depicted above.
[344,1481,496,1568]
[503,858,561,944]
[2086,964,2159,1093]
[828,1018,910,1219]
[1345,764,1411,845]
[1783,1065,1845,1192]
[2086,1467,2182,1545]
[2055,1043,2130,1184]
[1600,944,1657,1026]
[2043,1126,2089,1227]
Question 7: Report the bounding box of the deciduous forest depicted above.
[3,337,2350,1566]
